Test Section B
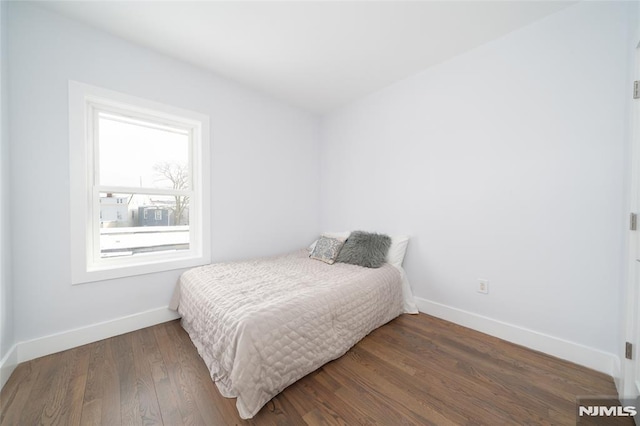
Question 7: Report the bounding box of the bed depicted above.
[169,236,416,419]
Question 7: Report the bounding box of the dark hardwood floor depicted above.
[0,313,629,425]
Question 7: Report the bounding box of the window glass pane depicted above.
[99,193,189,258]
[98,112,190,189]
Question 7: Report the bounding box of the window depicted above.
[69,81,210,284]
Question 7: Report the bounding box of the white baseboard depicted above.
[0,343,18,390]
[2,301,620,393]
[612,357,623,396]
[17,307,180,364]
[415,297,619,377]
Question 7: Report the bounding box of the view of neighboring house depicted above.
[99,194,189,257]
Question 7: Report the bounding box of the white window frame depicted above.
[69,81,210,285]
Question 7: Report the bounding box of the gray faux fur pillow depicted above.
[336,231,391,268]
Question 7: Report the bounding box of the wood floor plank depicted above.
[386,316,615,409]
[368,325,570,423]
[255,393,307,426]
[357,340,555,424]
[0,313,630,425]
[163,318,229,425]
[400,315,613,391]
[112,333,143,426]
[154,323,206,426]
[311,373,379,425]
[140,327,184,426]
[331,348,461,425]
[326,357,429,426]
[311,369,341,393]
[79,340,107,426]
[39,345,87,426]
[100,338,122,426]
[0,361,42,425]
[19,352,64,426]
[130,330,164,425]
[283,373,365,426]
[64,344,92,426]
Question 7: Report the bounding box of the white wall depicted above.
[1,0,15,364]
[320,1,632,357]
[8,3,320,344]
[620,0,640,397]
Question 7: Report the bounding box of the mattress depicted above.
[170,248,404,419]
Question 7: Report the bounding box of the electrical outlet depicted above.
[478,279,489,294]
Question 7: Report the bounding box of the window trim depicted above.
[69,81,210,285]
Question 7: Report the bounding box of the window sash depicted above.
[88,104,197,268]
[90,104,194,189]
[90,188,196,267]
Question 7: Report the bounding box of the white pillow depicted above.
[386,235,417,313]
[308,231,351,252]
[386,235,409,268]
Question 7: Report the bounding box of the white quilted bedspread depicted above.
[171,249,403,419]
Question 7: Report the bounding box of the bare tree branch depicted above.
[153,161,189,225]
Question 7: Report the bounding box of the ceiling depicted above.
[33,1,575,114]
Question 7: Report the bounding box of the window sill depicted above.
[71,253,210,285]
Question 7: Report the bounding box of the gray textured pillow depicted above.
[336,231,391,268]
[309,236,346,264]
